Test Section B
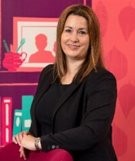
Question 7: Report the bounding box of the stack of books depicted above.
[0,95,33,147]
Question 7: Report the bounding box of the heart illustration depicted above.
[105,47,128,80]
[118,83,135,118]
[119,6,135,41]
[94,1,108,37]
[113,124,127,156]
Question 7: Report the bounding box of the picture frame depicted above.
[12,17,58,71]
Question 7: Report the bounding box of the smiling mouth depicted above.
[68,44,80,50]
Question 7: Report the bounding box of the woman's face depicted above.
[61,14,90,61]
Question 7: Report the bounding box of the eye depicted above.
[78,30,87,35]
[64,28,72,33]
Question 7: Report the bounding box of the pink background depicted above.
[93,0,135,161]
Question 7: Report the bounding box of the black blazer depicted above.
[29,64,118,161]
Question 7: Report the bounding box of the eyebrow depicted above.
[64,26,87,30]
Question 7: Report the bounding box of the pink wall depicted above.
[92,0,135,161]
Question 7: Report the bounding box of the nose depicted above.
[70,32,79,42]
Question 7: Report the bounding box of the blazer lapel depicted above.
[51,81,82,126]
[32,69,54,111]
[30,67,54,136]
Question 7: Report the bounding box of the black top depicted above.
[29,64,118,161]
[36,82,75,136]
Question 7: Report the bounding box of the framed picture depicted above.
[12,17,58,71]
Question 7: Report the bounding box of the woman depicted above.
[0,4,118,161]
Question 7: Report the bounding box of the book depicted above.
[1,97,13,146]
[13,109,22,135]
[21,95,33,131]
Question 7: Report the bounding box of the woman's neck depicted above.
[61,59,84,84]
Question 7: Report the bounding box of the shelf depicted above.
[0,71,40,83]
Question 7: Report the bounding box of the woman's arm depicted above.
[29,64,54,135]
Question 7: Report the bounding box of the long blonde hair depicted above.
[54,4,104,82]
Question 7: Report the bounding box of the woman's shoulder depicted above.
[91,67,115,79]
[86,67,116,85]
[84,68,117,94]
[38,64,55,83]
[42,64,54,73]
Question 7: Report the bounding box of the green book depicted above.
[13,109,22,135]
[21,95,33,131]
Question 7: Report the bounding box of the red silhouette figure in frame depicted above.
[29,34,55,63]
